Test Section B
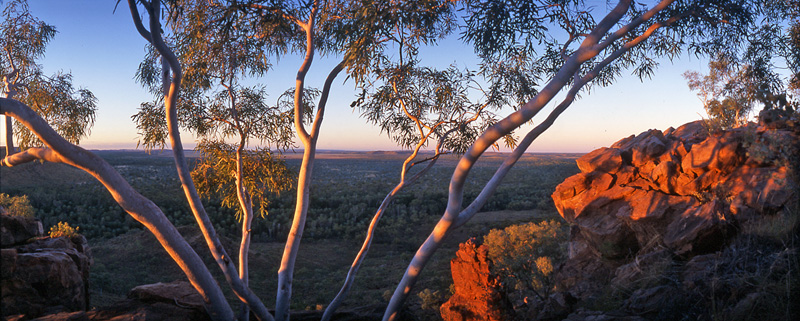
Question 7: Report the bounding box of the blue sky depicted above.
[2,1,713,153]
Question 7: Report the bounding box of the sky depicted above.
[1,1,714,153]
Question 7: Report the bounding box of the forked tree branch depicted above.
[292,1,320,144]
[454,8,688,228]
[276,2,340,318]
[322,126,457,321]
[128,1,273,320]
[594,0,677,53]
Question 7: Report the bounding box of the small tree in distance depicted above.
[684,56,763,129]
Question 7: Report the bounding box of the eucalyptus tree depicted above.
[382,1,784,319]
[1,0,96,156]
[126,0,280,319]
[322,63,492,320]
[683,3,800,128]
[684,56,762,128]
[132,2,298,318]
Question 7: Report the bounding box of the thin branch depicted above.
[322,126,456,321]
[244,3,307,29]
[594,0,677,54]
[127,0,153,42]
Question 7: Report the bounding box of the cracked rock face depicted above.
[440,239,512,321]
[552,121,796,261]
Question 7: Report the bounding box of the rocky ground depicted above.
[2,214,92,319]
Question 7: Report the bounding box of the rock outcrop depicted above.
[440,239,512,321]
[1,214,44,247]
[1,215,93,319]
[547,119,798,319]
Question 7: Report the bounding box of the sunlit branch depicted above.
[310,60,345,139]
[594,0,677,54]
[127,0,153,42]
[575,0,633,62]
[291,4,319,144]
[276,2,326,318]
[582,10,687,89]
[391,80,426,137]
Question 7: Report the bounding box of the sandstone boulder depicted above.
[128,281,206,310]
[552,122,796,262]
[1,214,44,247]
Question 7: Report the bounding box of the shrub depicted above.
[742,127,799,167]
[483,220,568,301]
[0,193,36,218]
[417,288,446,311]
[49,221,80,238]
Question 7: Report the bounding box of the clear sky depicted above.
[1,1,714,153]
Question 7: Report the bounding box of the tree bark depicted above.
[4,116,14,156]
[236,139,255,321]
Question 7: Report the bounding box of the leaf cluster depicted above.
[14,72,97,148]
[0,193,35,218]
[462,0,776,101]
[325,0,457,84]
[1,0,56,83]
[191,140,294,220]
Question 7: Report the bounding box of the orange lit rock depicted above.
[440,239,511,321]
[575,147,626,173]
[552,122,795,258]
[546,119,796,319]
[663,200,734,255]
